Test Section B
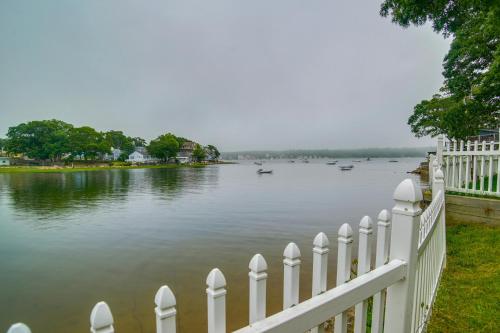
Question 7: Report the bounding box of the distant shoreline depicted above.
[0,161,235,174]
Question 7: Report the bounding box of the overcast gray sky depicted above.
[0,0,450,151]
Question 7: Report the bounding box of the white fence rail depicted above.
[437,135,500,196]
[6,175,447,333]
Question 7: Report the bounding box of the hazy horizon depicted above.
[0,1,450,151]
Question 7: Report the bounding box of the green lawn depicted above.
[427,222,500,332]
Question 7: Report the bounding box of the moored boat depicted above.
[339,165,354,171]
[257,168,273,174]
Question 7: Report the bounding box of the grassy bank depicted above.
[0,163,214,174]
[427,222,500,332]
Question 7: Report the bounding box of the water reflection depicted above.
[0,167,220,219]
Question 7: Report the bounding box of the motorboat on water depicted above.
[389,160,399,163]
[254,161,263,166]
[339,165,354,171]
[257,168,273,174]
[326,161,337,165]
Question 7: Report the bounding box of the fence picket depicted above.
[311,232,329,333]
[6,324,31,333]
[465,141,471,191]
[207,268,227,333]
[354,216,373,333]
[249,254,268,324]
[155,285,177,333]
[458,141,464,189]
[283,242,301,309]
[371,209,391,333]
[480,141,486,192]
[488,141,494,191]
[334,223,353,333]
[472,141,478,190]
[90,302,114,333]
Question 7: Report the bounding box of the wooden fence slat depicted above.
[371,210,391,333]
[155,285,177,333]
[334,223,353,333]
[207,268,227,333]
[283,242,301,309]
[311,232,330,333]
[90,302,114,333]
[6,324,31,333]
[249,254,268,324]
[354,216,373,333]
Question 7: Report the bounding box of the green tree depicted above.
[380,1,500,139]
[132,137,147,147]
[205,144,220,160]
[104,131,135,154]
[147,133,179,162]
[192,144,206,162]
[68,126,110,160]
[5,119,73,161]
[0,138,8,153]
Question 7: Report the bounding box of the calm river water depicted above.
[0,159,425,332]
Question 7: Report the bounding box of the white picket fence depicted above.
[435,135,500,196]
[6,174,447,333]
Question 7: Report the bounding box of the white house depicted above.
[127,151,147,163]
[0,157,10,166]
[127,147,157,163]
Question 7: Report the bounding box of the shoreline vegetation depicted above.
[0,161,235,174]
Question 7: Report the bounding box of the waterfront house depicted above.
[178,141,197,162]
[0,156,10,166]
[127,147,156,163]
[111,148,122,160]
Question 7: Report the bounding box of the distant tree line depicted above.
[0,119,220,163]
[221,147,432,160]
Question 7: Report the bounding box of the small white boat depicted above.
[326,161,337,165]
[389,160,399,163]
[257,168,273,174]
[339,165,354,171]
[254,162,263,166]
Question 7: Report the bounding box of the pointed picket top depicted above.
[377,209,391,223]
[359,216,373,235]
[283,242,301,259]
[313,232,330,248]
[155,285,176,309]
[90,301,114,330]
[249,254,268,273]
[206,268,226,290]
[393,178,423,203]
[434,168,444,180]
[7,323,31,333]
[338,223,353,242]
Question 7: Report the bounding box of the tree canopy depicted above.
[67,126,111,160]
[147,133,180,161]
[3,119,219,163]
[381,0,499,139]
[192,144,206,162]
[5,119,73,160]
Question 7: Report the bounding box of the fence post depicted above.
[354,216,373,333]
[384,179,422,333]
[207,268,227,333]
[249,254,268,324]
[437,135,444,166]
[311,232,330,333]
[428,154,435,185]
[283,242,301,309]
[155,285,177,333]
[90,301,114,333]
[434,167,447,267]
[334,223,353,333]
[371,209,392,333]
[6,324,31,333]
